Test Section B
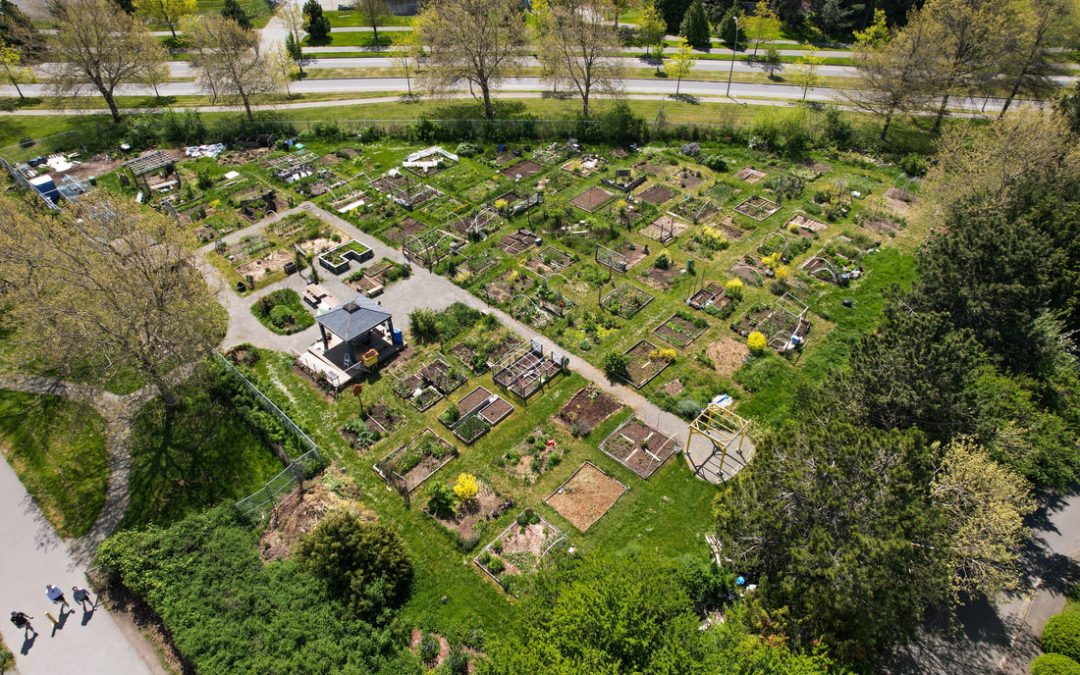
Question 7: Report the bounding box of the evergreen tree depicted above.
[303,0,331,42]
[716,2,744,49]
[657,0,692,32]
[679,0,710,48]
[813,0,863,37]
[221,0,251,29]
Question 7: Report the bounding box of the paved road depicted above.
[884,493,1080,674]
[0,458,155,675]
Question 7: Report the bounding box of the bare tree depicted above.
[354,0,389,44]
[846,10,944,140]
[416,0,526,119]
[49,0,162,123]
[133,0,196,40]
[137,38,171,99]
[0,190,223,407]
[393,20,422,100]
[997,0,1073,117]
[189,15,281,122]
[280,1,310,77]
[536,0,624,119]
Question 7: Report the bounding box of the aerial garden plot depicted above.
[59,133,926,652]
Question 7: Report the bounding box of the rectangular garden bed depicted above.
[525,246,574,278]
[374,429,457,494]
[501,428,565,483]
[501,160,544,180]
[570,186,614,213]
[623,339,672,388]
[600,418,678,479]
[317,239,373,274]
[492,347,563,399]
[557,385,624,435]
[546,461,627,532]
[636,183,677,205]
[475,513,565,592]
[420,358,465,395]
[641,215,690,243]
[652,312,708,348]
[452,412,491,444]
[498,229,540,255]
[734,196,781,221]
[601,284,654,319]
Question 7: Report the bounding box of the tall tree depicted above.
[416,0,526,120]
[0,191,222,407]
[611,0,633,26]
[920,0,1013,131]
[137,38,170,97]
[221,0,251,29]
[744,0,779,59]
[793,41,823,100]
[679,0,711,48]
[190,15,281,122]
[49,0,162,123]
[664,35,696,96]
[638,0,668,64]
[536,0,624,119]
[394,18,422,99]
[0,37,30,99]
[657,0,692,32]
[846,8,943,139]
[134,0,196,39]
[997,0,1073,117]
[280,1,308,77]
[853,6,890,47]
[0,0,46,63]
[354,0,389,44]
[813,0,864,37]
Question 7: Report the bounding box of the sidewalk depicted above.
[0,458,153,675]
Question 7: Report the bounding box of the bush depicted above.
[409,308,439,343]
[455,142,481,157]
[675,398,702,419]
[419,634,440,666]
[1044,613,1080,662]
[427,483,456,519]
[299,512,414,618]
[747,331,768,354]
[269,304,295,328]
[701,155,728,172]
[446,647,469,675]
[453,473,479,501]
[603,352,630,380]
[898,153,929,177]
[1032,653,1080,675]
[486,556,506,575]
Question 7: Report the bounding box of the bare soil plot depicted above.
[429,478,510,544]
[669,195,720,224]
[493,348,563,399]
[623,339,672,388]
[374,429,457,494]
[501,160,544,180]
[570,186,615,213]
[558,385,624,434]
[729,257,770,286]
[258,470,366,562]
[596,242,647,273]
[498,228,540,255]
[786,213,828,234]
[642,263,682,292]
[736,166,768,183]
[858,210,903,237]
[636,183,677,205]
[483,268,534,304]
[634,160,665,175]
[652,312,708,348]
[601,418,678,479]
[457,386,494,416]
[661,379,684,396]
[382,216,426,244]
[524,246,574,278]
[546,461,627,532]
[365,401,406,434]
[478,397,514,425]
[641,215,690,243]
[735,196,781,221]
[707,337,750,377]
[673,168,706,191]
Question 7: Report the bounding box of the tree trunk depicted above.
[169,21,177,40]
[676,76,682,96]
[372,24,379,44]
[100,86,122,123]
[6,66,24,99]
[153,82,161,98]
[480,81,494,119]
[880,110,892,141]
[999,53,1035,119]
[932,93,950,132]
[241,91,255,122]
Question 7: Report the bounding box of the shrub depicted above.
[409,308,439,343]
[299,513,414,617]
[1032,653,1080,675]
[427,483,456,519]
[419,634,440,666]
[486,556,506,575]
[747,331,768,354]
[724,278,744,299]
[680,142,701,157]
[603,352,630,380]
[675,398,702,419]
[269,304,295,328]
[898,153,929,177]
[654,251,671,269]
[455,142,481,157]
[1044,613,1080,662]
[446,647,469,675]
[453,473,479,501]
[701,155,728,172]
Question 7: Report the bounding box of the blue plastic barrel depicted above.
[392,328,404,346]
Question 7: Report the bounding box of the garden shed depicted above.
[298,296,403,389]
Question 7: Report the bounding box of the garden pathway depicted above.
[199,202,751,483]
[0,451,158,675]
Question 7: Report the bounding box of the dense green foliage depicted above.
[679,0,711,48]
[0,391,108,537]
[251,289,316,335]
[1033,653,1080,675]
[304,0,331,42]
[1044,613,1080,664]
[98,507,418,674]
[480,551,833,674]
[299,512,414,619]
[221,0,251,29]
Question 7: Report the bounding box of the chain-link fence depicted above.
[234,448,325,518]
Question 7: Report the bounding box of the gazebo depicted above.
[299,296,402,388]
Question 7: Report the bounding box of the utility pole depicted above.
[725,16,739,98]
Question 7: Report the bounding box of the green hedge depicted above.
[1032,653,1080,675]
[1043,613,1080,662]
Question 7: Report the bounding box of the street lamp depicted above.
[725,15,739,98]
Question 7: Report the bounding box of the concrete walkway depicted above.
[197,203,749,482]
[0,458,154,675]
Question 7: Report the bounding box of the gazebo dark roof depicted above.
[316,296,392,342]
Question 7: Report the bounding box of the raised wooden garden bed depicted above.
[600,418,679,479]
[317,239,373,274]
[546,462,626,532]
[652,312,708,348]
[374,429,457,494]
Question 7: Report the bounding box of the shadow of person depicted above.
[21,632,37,655]
[81,605,96,626]
[51,608,71,637]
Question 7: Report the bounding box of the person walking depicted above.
[10,610,38,638]
[46,584,72,612]
[72,585,95,612]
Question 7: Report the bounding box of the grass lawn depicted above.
[325,10,414,27]
[0,391,109,538]
[304,31,410,48]
[121,365,286,530]
[251,289,317,335]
